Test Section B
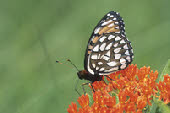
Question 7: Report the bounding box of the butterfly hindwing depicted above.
[88,33,133,75]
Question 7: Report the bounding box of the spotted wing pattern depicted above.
[84,11,134,75]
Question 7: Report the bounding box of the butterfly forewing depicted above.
[84,11,134,75]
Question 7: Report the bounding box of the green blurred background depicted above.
[0,0,170,113]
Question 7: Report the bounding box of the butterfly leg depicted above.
[82,82,92,95]
[75,79,81,96]
[90,83,95,92]
[101,79,107,85]
[104,75,114,81]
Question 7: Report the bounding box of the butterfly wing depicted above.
[87,33,134,75]
[84,11,134,75]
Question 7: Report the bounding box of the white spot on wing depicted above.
[92,63,96,68]
[110,67,119,71]
[98,62,103,65]
[105,51,110,57]
[114,48,121,53]
[120,39,126,44]
[107,61,117,66]
[108,23,115,27]
[123,44,128,49]
[107,13,110,16]
[96,66,99,70]
[93,44,99,52]
[108,35,115,40]
[122,34,125,37]
[115,54,121,59]
[113,18,116,20]
[110,15,114,17]
[126,56,131,62]
[94,27,100,34]
[105,66,118,72]
[101,20,112,26]
[114,43,118,47]
[120,64,126,69]
[115,22,119,25]
[125,50,130,55]
[120,58,126,64]
[99,36,106,42]
[105,43,112,50]
[115,36,121,41]
[91,54,98,59]
[100,43,106,51]
[99,68,104,71]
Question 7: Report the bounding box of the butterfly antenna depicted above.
[56,60,73,69]
[56,59,79,71]
[67,59,79,71]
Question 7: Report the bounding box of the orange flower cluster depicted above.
[67,64,170,113]
[157,74,170,104]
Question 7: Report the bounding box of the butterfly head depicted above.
[77,70,88,80]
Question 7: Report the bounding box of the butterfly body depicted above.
[77,70,103,82]
[78,11,134,83]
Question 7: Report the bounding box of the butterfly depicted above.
[77,11,134,84]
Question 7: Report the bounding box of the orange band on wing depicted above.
[88,45,93,49]
[88,50,92,54]
[99,22,120,35]
[106,27,120,33]
[92,36,99,43]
